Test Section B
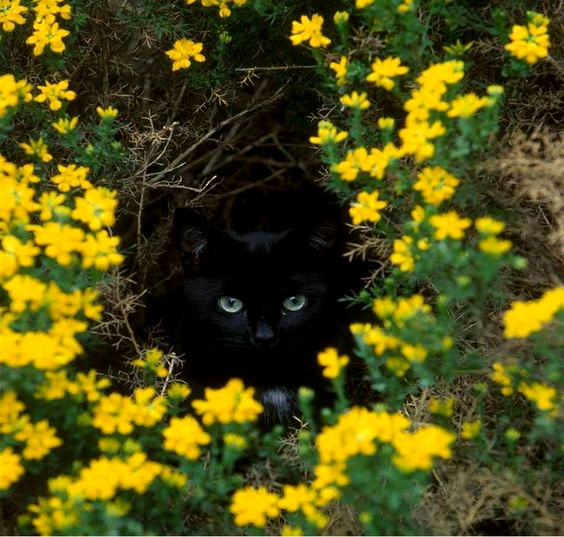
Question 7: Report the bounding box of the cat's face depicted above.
[173,209,338,387]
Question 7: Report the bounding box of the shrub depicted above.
[1,0,562,534]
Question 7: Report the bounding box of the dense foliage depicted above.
[1,0,562,534]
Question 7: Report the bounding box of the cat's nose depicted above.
[253,320,277,346]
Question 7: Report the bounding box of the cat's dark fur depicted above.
[171,192,344,426]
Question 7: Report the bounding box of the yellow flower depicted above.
[281,525,304,536]
[312,462,349,490]
[461,420,481,439]
[80,230,124,270]
[503,287,564,338]
[399,120,445,161]
[131,387,167,427]
[366,56,409,90]
[316,407,410,464]
[429,211,471,240]
[0,391,25,434]
[397,0,414,13]
[309,120,348,145]
[26,17,70,55]
[413,166,460,205]
[92,393,137,435]
[19,137,53,162]
[390,235,415,272]
[349,190,388,226]
[505,13,550,64]
[329,56,348,86]
[223,433,247,450]
[230,486,280,527]
[33,0,72,21]
[401,343,427,363]
[192,378,263,425]
[166,39,205,71]
[0,235,39,278]
[0,74,31,117]
[518,382,556,412]
[32,222,85,265]
[51,163,91,192]
[333,11,349,25]
[0,0,28,31]
[392,425,455,472]
[290,14,331,48]
[38,191,66,220]
[28,495,78,535]
[162,416,211,460]
[479,236,512,256]
[3,274,47,313]
[15,419,62,460]
[35,80,76,111]
[416,60,465,92]
[72,187,117,230]
[378,116,395,130]
[340,90,370,109]
[428,397,455,417]
[356,0,374,7]
[96,105,118,119]
[52,116,78,134]
[167,382,191,400]
[317,347,349,378]
[448,93,490,118]
[475,216,505,235]
[0,447,24,490]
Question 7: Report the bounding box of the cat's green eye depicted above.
[282,295,307,312]
[218,296,244,313]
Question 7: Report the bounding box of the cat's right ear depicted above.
[173,208,211,272]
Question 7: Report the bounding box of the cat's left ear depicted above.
[173,208,212,272]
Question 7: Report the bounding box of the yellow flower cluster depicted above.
[0,73,32,117]
[340,91,370,110]
[0,0,27,32]
[230,486,280,527]
[349,190,388,226]
[413,166,460,206]
[491,362,557,413]
[92,387,167,434]
[309,120,348,145]
[25,0,72,56]
[290,14,331,48]
[166,39,205,71]
[389,234,429,273]
[317,347,349,378]
[35,369,110,401]
[366,56,409,91]
[350,322,430,378]
[0,391,64,489]
[231,480,338,529]
[329,56,348,86]
[316,406,455,473]
[130,348,169,378]
[334,144,401,182]
[35,80,76,111]
[0,447,24,490]
[475,216,512,256]
[28,451,187,534]
[162,415,211,459]
[505,12,550,64]
[503,287,564,338]
[185,0,248,18]
[429,211,472,240]
[192,378,264,425]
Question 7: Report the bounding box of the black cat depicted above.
[171,192,345,427]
